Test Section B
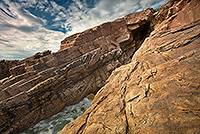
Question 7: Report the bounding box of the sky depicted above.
[0,0,168,60]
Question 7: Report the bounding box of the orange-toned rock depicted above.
[124,8,153,25]
[1,0,199,133]
[59,0,200,133]
[0,4,155,133]
[86,93,95,100]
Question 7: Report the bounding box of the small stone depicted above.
[72,110,77,113]
[81,107,85,111]
[86,93,95,100]
[127,24,140,31]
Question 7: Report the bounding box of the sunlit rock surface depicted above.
[0,0,199,133]
[0,4,154,134]
[59,0,200,133]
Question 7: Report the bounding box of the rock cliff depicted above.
[59,0,200,133]
[0,5,154,134]
[0,0,199,133]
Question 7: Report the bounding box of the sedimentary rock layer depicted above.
[59,0,200,133]
[0,6,154,134]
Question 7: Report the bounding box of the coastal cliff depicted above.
[0,0,199,133]
[59,0,200,133]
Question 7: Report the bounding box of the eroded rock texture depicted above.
[0,60,20,80]
[59,0,200,133]
[0,5,154,134]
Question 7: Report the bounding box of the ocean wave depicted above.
[21,97,93,134]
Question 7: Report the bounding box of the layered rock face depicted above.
[59,0,200,134]
[0,5,155,134]
[0,60,20,80]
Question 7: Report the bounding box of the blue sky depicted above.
[0,0,168,60]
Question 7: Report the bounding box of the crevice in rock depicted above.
[0,7,161,134]
[76,113,90,134]
[99,122,112,131]
[171,22,200,34]
[127,94,140,103]
[157,32,200,53]
[123,99,129,134]
[119,83,129,133]
[118,20,152,65]
[54,0,200,133]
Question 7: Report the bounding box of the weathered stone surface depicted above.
[124,8,154,25]
[0,60,19,80]
[86,93,95,100]
[0,5,155,133]
[59,0,200,133]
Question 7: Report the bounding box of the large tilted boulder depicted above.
[0,5,155,134]
[59,0,200,133]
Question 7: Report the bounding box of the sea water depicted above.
[21,97,93,134]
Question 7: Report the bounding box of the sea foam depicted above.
[21,97,93,134]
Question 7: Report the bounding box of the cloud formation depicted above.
[0,0,168,60]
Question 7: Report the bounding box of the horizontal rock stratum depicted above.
[0,0,200,133]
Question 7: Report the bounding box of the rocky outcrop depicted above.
[26,50,52,60]
[59,0,200,133]
[0,60,20,80]
[0,6,155,134]
[0,50,52,81]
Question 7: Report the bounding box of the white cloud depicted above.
[64,0,142,36]
[0,0,65,60]
[1,0,45,27]
[0,0,168,60]
[64,0,168,37]
[139,0,168,9]
[0,26,66,60]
